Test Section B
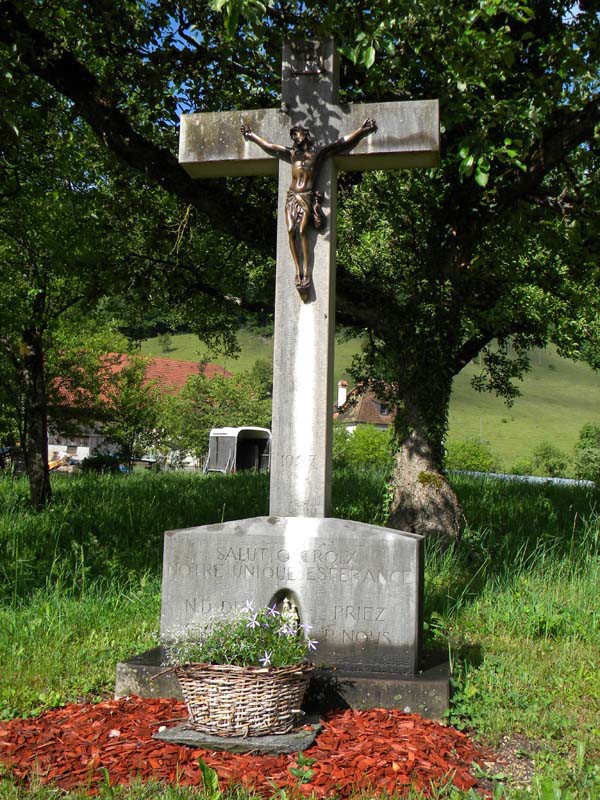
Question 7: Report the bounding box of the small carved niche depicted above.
[268,588,302,627]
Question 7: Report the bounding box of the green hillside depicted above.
[448,347,600,469]
[140,329,361,383]
[140,332,600,467]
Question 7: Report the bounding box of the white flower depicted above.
[259,650,272,667]
[242,599,255,613]
[306,638,318,651]
[246,613,260,629]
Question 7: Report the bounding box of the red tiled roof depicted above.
[51,353,231,410]
[107,354,231,394]
[334,387,396,427]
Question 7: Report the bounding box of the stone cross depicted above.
[179,39,439,519]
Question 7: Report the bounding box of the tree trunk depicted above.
[387,395,462,543]
[22,328,51,510]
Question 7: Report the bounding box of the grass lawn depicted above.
[140,332,600,469]
[0,471,598,799]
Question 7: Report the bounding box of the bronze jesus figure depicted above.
[241,118,377,298]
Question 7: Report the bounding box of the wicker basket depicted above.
[175,662,314,737]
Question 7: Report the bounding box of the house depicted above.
[333,380,395,432]
[47,354,231,465]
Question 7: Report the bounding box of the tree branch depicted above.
[498,95,600,210]
[453,332,494,374]
[0,1,273,250]
[128,252,271,315]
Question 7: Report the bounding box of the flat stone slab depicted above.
[161,516,423,674]
[153,717,322,754]
[306,663,451,721]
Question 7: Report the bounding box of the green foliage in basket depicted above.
[164,599,317,668]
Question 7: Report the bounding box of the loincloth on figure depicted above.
[286,190,325,230]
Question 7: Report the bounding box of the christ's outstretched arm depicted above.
[241,124,291,161]
[314,117,377,166]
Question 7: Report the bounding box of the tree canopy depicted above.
[163,370,272,460]
[1,0,598,530]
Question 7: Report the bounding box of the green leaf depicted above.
[225,6,240,36]
[459,154,475,177]
[502,49,515,68]
[4,116,19,138]
[289,766,315,783]
[364,45,376,69]
[197,758,221,798]
[474,168,489,187]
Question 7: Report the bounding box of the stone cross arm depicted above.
[179,99,439,179]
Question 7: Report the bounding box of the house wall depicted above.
[48,430,109,462]
[343,422,389,434]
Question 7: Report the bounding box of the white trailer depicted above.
[204,427,271,474]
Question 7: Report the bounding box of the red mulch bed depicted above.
[0,697,489,797]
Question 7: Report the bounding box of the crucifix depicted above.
[240,116,377,297]
[179,39,439,520]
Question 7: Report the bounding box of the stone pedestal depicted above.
[115,515,450,720]
[160,516,423,673]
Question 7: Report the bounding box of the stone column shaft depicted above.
[269,40,339,518]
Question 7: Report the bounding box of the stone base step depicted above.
[115,648,450,721]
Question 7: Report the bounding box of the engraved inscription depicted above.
[168,558,414,587]
[334,605,386,622]
[161,521,422,674]
[167,562,224,579]
[342,629,393,645]
[184,597,245,617]
[232,564,300,580]
[300,549,356,564]
[290,43,324,76]
[216,547,287,562]
[279,453,317,469]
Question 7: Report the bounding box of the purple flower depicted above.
[306,638,318,651]
[246,613,260,629]
[266,604,280,617]
[259,650,272,667]
[241,599,254,613]
[277,623,294,636]
[299,622,312,633]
